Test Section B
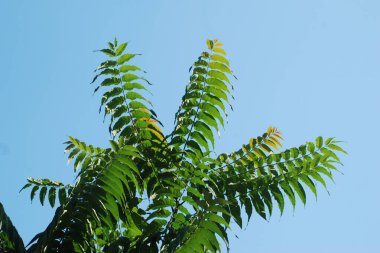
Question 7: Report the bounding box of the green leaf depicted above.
[279,181,296,208]
[119,65,142,72]
[101,87,123,104]
[207,39,214,49]
[182,196,199,210]
[202,94,227,116]
[99,49,115,57]
[213,47,226,55]
[243,197,253,222]
[198,112,219,132]
[115,42,127,56]
[325,137,334,145]
[117,54,136,64]
[96,60,117,70]
[199,220,226,242]
[58,188,67,205]
[260,189,273,216]
[187,186,203,199]
[123,82,150,93]
[209,62,231,74]
[19,183,32,193]
[39,187,47,206]
[194,121,214,147]
[204,86,228,102]
[307,142,315,153]
[199,103,224,125]
[30,186,39,202]
[92,68,120,84]
[190,131,209,151]
[67,148,80,164]
[205,213,230,228]
[112,116,131,133]
[206,78,230,93]
[211,54,230,66]
[147,209,171,220]
[122,73,140,82]
[299,175,317,199]
[104,194,119,220]
[114,154,139,174]
[208,70,230,84]
[74,152,86,171]
[315,166,335,182]
[328,144,348,154]
[309,171,328,189]
[289,180,306,205]
[316,136,323,149]
[48,187,56,208]
[251,193,266,220]
[101,77,121,86]
[125,91,149,102]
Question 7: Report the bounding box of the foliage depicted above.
[0,38,346,252]
[0,203,25,253]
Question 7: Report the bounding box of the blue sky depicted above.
[0,0,379,252]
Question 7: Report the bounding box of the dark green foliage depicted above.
[0,38,346,253]
[0,203,26,253]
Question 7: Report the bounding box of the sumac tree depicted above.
[0,38,346,253]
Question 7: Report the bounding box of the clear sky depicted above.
[0,0,379,252]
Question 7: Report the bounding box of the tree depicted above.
[0,38,346,253]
